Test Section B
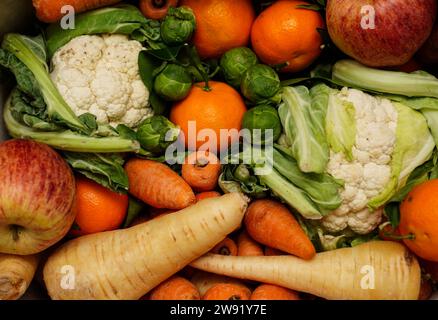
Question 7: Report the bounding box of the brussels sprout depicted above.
[161,7,196,46]
[241,64,282,105]
[137,115,180,154]
[242,105,282,145]
[220,47,258,88]
[154,64,193,101]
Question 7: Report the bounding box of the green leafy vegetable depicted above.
[332,59,438,98]
[160,7,196,46]
[273,147,342,213]
[384,150,438,228]
[138,52,167,115]
[241,64,281,105]
[136,115,180,154]
[1,34,85,132]
[63,152,129,193]
[46,5,158,57]
[219,164,270,198]
[220,47,258,88]
[278,85,330,173]
[3,93,140,152]
[242,105,281,145]
[153,64,192,101]
[123,197,146,228]
[368,102,435,209]
[325,87,356,160]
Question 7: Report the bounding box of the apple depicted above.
[417,22,438,66]
[0,139,76,255]
[326,0,437,67]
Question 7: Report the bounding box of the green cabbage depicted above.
[325,89,356,161]
[368,102,435,209]
[278,85,330,173]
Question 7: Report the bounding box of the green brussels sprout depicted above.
[241,64,282,105]
[161,7,196,46]
[136,115,180,154]
[242,105,282,144]
[154,64,193,101]
[220,47,258,88]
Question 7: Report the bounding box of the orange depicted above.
[180,0,255,59]
[251,0,324,73]
[170,81,247,152]
[72,176,128,236]
[399,179,438,262]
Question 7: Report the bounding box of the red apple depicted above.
[0,139,76,255]
[326,0,437,67]
[417,22,438,65]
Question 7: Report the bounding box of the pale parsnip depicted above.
[191,241,420,300]
[43,193,248,300]
[0,253,39,300]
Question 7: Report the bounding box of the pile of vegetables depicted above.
[0,0,437,302]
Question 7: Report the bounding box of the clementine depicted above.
[399,179,438,262]
[72,176,128,236]
[180,0,255,59]
[170,81,247,153]
[251,0,325,73]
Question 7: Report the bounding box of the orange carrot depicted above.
[244,199,316,260]
[182,151,222,192]
[264,246,286,256]
[196,191,221,201]
[150,276,200,300]
[211,238,238,256]
[125,158,196,210]
[139,0,179,20]
[32,0,122,23]
[251,284,300,300]
[237,231,264,256]
[203,283,251,300]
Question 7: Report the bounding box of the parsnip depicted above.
[190,241,421,300]
[0,253,39,300]
[43,193,248,300]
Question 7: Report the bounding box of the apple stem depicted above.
[9,225,22,241]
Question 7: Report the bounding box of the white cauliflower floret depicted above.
[50,34,153,128]
[322,88,398,234]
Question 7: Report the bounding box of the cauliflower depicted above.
[50,34,153,128]
[322,88,398,234]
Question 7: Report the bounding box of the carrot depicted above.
[0,253,39,300]
[190,241,421,300]
[43,193,248,300]
[264,246,286,256]
[203,283,251,300]
[196,191,221,201]
[211,238,238,256]
[190,271,245,296]
[139,0,179,20]
[245,199,316,260]
[237,231,264,256]
[182,151,221,192]
[125,158,196,210]
[150,276,200,300]
[32,0,122,23]
[251,284,300,300]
